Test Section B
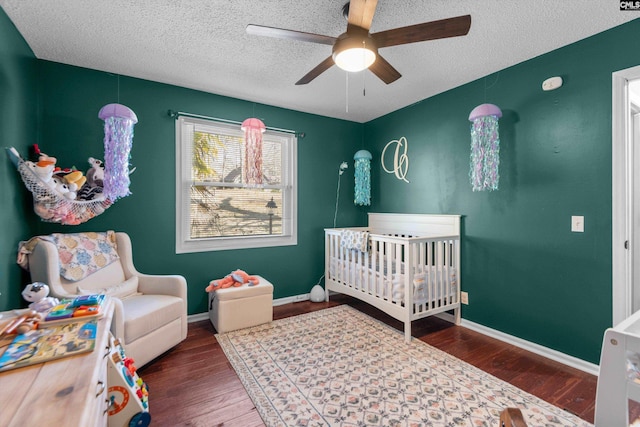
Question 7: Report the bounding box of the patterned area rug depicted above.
[216,305,592,427]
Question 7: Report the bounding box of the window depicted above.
[176,115,297,253]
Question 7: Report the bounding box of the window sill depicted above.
[176,234,297,253]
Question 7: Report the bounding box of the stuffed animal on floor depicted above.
[22,282,59,313]
[205,269,260,292]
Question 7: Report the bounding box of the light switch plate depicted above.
[571,216,584,232]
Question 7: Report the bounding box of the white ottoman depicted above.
[208,276,274,333]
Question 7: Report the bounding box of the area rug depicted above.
[215,305,592,427]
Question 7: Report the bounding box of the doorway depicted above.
[612,65,640,326]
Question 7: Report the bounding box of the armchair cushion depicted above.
[123,294,184,343]
[76,276,139,299]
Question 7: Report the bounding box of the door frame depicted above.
[612,65,640,326]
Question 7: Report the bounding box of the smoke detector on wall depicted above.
[542,76,563,91]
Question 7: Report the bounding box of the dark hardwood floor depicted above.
[138,295,599,426]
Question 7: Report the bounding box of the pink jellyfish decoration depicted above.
[469,103,502,191]
[98,103,138,201]
[241,118,266,186]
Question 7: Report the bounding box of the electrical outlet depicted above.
[461,291,469,305]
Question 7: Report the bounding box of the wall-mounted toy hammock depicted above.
[7,103,137,225]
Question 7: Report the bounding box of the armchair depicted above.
[27,232,187,367]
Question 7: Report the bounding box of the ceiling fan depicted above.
[246,0,471,85]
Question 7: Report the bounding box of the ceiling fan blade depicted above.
[369,54,401,84]
[372,15,471,48]
[347,0,378,31]
[246,24,336,45]
[295,56,335,85]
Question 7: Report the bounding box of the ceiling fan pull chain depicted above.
[363,67,366,97]
[346,72,349,113]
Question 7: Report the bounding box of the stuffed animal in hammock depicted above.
[205,269,259,292]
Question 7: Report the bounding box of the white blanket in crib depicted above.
[340,230,369,252]
[330,257,457,304]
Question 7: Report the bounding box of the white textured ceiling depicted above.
[1,1,637,122]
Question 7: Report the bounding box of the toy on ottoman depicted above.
[206,270,273,333]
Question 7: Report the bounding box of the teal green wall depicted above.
[365,19,640,363]
[0,9,38,311]
[30,62,365,315]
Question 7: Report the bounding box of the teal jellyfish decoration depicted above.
[469,103,502,191]
[354,150,372,206]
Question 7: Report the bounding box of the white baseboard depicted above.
[273,293,309,306]
[188,292,312,323]
[437,312,599,376]
[188,312,209,323]
[273,290,338,305]
[189,298,599,376]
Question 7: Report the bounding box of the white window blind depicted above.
[175,115,297,253]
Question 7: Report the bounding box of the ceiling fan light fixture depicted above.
[332,30,377,72]
[334,47,376,72]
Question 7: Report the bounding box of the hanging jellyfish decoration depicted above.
[354,149,372,206]
[99,103,138,201]
[241,118,266,186]
[468,103,502,191]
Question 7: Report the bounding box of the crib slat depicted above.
[357,248,363,292]
[334,233,340,282]
[447,241,453,304]
[376,239,382,297]
[420,243,427,311]
[382,240,388,300]
[438,241,447,307]
[440,240,446,307]
[395,241,401,305]
[363,248,368,293]
[350,250,355,290]
[452,239,459,306]
[444,239,449,303]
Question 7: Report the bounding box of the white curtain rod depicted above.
[167,110,305,138]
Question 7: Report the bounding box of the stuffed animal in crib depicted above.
[21,282,59,313]
[205,269,260,292]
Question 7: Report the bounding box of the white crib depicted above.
[325,213,461,342]
[595,308,640,426]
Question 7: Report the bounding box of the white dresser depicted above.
[0,299,114,426]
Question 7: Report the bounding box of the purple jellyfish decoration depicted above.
[469,103,502,191]
[99,103,138,201]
